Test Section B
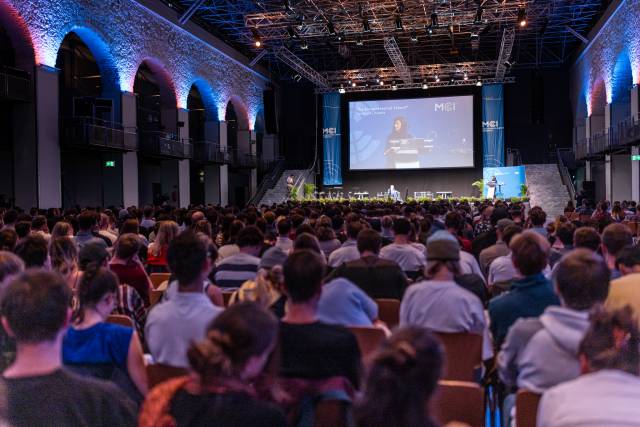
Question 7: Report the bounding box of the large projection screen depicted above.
[349,95,474,170]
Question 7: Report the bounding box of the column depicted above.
[250,131,257,198]
[585,160,592,181]
[604,103,612,132]
[203,120,220,205]
[178,108,190,207]
[35,65,61,208]
[121,91,139,207]
[605,154,612,201]
[219,121,228,206]
[12,81,38,209]
[632,85,639,122]
[632,147,640,202]
[585,115,591,155]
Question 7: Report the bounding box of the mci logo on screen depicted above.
[482,120,500,128]
[323,127,337,135]
[434,102,456,112]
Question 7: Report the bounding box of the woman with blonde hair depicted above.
[51,221,74,239]
[49,236,81,290]
[147,221,180,272]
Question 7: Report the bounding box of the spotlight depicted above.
[430,13,438,27]
[474,7,483,24]
[435,74,440,82]
[337,33,344,41]
[463,72,469,81]
[517,7,527,27]
[422,80,429,89]
[391,81,398,90]
[356,36,364,46]
[504,60,514,68]
[379,80,385,86]
[410,31,418,42]
[327,21,336,35]
[363,18,371,32]
[375,76,380,83]
[347,79,352,84]
[300,41,309,50]
[476,79,482,87]
[338,85,346,94]
[395,15,403,30]
[252,30,263,48]
[426,25,434,36]
[351,81,357,87]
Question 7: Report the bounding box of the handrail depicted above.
[247,157,285,205]
[62,116,138,151]
[574,117,640,160]
[557,148,576,201]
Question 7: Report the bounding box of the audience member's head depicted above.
[78,242,110,271]
[49,237,78,277]
[556,222,577,247]
[502,224,523,246]
[73,267,118,323]
[31,215,47,232]
[553,249,610,310]
[51,221,74,239]
[114,233,141,261]
[346,220,364,240]
[276,218,292,237]
[574,226,601,252]
[167,231,210,288]
[77,211,98,232]
[356,327,444,427]
[0,229,18,252]
[425,231,461,278]
[0,251,24,287]
[14,221,31,239]
[579,306,639,376]
[510,230,549,276]
[283,250,324,304]
[237,225,264,255]
[1,270,72,344]
[602,223,633,261]
[615,245,640,275]
[392,217,411,237]
[14,234,49,269]
[187,303,278,383]
[529,207,547,227]
[357,229,382,255]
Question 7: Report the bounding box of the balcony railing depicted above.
[62,117,138,151]
[193,141,231,164]
[230,149,258,169]
[139,131,193,159]
[0,66,31,102]
[574,118,640,160]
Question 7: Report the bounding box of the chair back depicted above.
[375,299,400,328]
[146,363,189,389]
[222,291,234,307]
[149,289,163,307]
[432,380,484,427]
[515,389,541,427]
[106,314,134,328]
[434,332,483,381]
[150,272,171,289]
[347,326,386,362]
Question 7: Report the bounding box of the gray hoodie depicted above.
[497,306,590,393]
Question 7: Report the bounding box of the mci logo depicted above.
[323,127,337,135]
[435,102,456,112]
[482,120,500,128]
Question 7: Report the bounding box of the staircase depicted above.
[258,169,310,206]
[524,164,571,221]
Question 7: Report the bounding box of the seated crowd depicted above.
[0,198,639,426]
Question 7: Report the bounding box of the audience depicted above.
[74,211,107,249]
[489,231,560,346]
[214,225,263,290]
[145,232,223,368]
[109,234,153,306]
[62,266,148,402]
[487,224,523,288]
[479,217,514,275]
[14,234,49,269]
[380,217,426,275]
[0,270,136,426]
[601,223,633,279]
[139,303,287,427]
[537,306,640,425]
[274,218,293,253]
[327,228,408,299]
[606,244,640,326]
[147,220,179,272]
[49,236,81,289]
[328,220,363,268]
[316,277,379,327]
[356,327,443,427]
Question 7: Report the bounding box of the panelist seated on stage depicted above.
[379,217,426,275]
[386,185,402,202]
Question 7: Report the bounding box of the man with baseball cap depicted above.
[400,231,488,340]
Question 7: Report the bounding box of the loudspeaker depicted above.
[582,180,595,201]
[263,90,278,134]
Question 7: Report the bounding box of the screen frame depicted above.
[344,91,478,172]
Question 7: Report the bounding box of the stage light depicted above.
[375,76,380,83]
[435,74,440,82]
[474,7,483,24]
[517,8,527,27]
[347,79,352,84]
[338,85,346,94]
[476,79,482,87]
[300,41,309,50]
[395,15,404,30]
[422,81,428,89]
[351,81,357,87]
[504,60,514,68]
[391,81,398,90]
[431,13,438,27]
[327,21,336,35]
[426,25,434,36]
[363,18,371,32]
[463,72,468,81]
[253,34,262,48]
[410,31,418,42]
[356,36,364,46]
[379,80,385,86]
[337,33,344,41]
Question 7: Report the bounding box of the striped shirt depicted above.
[213,252,261,290]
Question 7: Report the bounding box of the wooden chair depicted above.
[375,299,400,329]
[347,326,386,362]
[222,291,234,307]
[149,289,164,307]
[106,314,134,328]
[434,332,483,381]
[515,389,542,427]
[432,380,484,427]
[150,273,171,289]
[146,363,189,389]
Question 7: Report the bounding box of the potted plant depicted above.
[472,179,484,197]
[303,183,316,199]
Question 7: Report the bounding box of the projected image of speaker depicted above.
[263,89,278,134]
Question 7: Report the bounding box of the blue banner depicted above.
[483,166,525,199]
[322,93,343,186]
[482,84,505,167]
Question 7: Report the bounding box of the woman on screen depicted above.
[385,117,418,169]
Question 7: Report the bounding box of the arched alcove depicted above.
[611,51,633,128]
[134,59,178,136]
[589,78,607,136]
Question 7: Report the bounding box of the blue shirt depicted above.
[63,322,133,368]
[317,278,378,327]
[489,272,560,346]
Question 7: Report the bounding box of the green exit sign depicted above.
[632,155,640,161]
[104,160,116,167]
